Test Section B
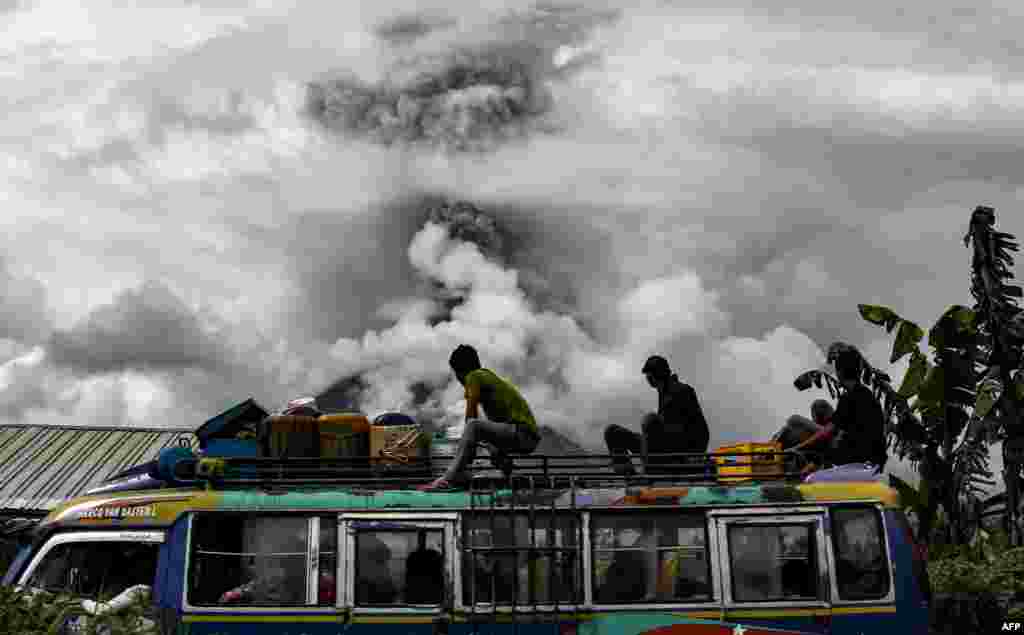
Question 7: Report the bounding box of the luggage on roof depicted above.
[258,413,371,460]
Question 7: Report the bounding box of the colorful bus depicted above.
[3,453,930,635]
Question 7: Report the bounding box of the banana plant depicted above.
[794,301,994,544]
[964,206,1024,544]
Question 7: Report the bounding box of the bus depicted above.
[2,451,930,635]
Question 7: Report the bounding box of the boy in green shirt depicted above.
[418,345,540,491]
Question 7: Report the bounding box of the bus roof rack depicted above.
[171,450,818,490]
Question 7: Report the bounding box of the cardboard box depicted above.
[370,424,429,464]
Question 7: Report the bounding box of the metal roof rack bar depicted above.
[175,450,818,490]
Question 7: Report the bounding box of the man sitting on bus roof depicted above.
[790,348,887,473]
[418,344,541,491]
[775,399,834,451]
[604,355,710,477]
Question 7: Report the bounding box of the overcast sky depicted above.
[2,0,1022,488]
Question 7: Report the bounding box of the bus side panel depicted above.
[885,509,929,635]
[184,618,388,634]
[446,614,812,635]
[156,516,190,634]
[828,606,901,635]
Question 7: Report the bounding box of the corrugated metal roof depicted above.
[0,424,197,514]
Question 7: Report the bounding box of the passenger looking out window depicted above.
[188,514,309,606]
[355,533,399,605]
[831,507,890,600]
[404,530,444,604]
[353,529,446,606]
[591,513,710,604]
[318,516,337,605]
[727,524,819,602]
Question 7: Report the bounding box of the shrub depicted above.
[0,584,157,635]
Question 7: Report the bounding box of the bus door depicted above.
[711,509,832,635]
[339,513,456,634]
[16,530,165,633]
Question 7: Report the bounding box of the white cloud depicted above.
[619,272,730,348]
[705,326,827,441]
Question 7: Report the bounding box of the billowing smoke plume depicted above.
[424,199,504,259]
[306,43,557,153]
[317,196,588,431]
[373,13,457,46]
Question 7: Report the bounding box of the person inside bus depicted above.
[596,526,656,603]
[789,349,887,472]
[356,534,397,605]
[780,558,814,598]
[404,530,444,604]
[418,345,541,491]
[99,543,158,601]
[603,355,709,476]
[219,560,300,605]
[596,548,648,603]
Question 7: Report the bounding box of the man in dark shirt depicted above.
[604,356,710,476]
[794,349,887,472]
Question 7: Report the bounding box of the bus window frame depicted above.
[712,508,832,613]
[16,530,165,593]
[825,504,896,606]
[181,512,330,614]
[340,512,457,616]
[587,509,717,611]
[460,510,583,611]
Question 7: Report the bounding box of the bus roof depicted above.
[42,480,901,528]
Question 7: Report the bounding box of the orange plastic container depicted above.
[261,415,320,458]
[712,441,784,483]
[318,413,370,458]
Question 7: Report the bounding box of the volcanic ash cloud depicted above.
[305,43,560,153]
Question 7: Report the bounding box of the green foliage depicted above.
[965,206,1024,544]
[916,365,946,406]
[929,529,1024,594]
[793,369,841,398]
[899,350,930,398]
[927,305,978,351]
[890,473,929,513]
[0,585,156,635]
[858,304,901,331]
[975,377,1001,422]
[893,320,925,363]
[851,300,987,543]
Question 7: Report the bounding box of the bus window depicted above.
[354,530,444,606]
[591,513,710,604]
[462,513,580,606]
[830,507,890,600]
[25,540,158,600]
[188,514,309,607]
[318,516,337,605]
[727,524,819,602]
